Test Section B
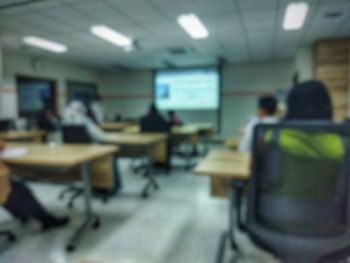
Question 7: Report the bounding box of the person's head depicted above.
[257,95,278,119]
[149,103,158,114]
[286,81,332,120]
[168,110,175,117]
[69,100,87,115]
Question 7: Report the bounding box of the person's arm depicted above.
[0,141,11,205]
[238,118,257,153]
[85,117,117,142]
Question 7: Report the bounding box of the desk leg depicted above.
[141,145,159,198]
[66,162,99,252]
[215,181,239,263]
[228,180,239,250]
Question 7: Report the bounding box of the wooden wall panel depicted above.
[314,39,350,122]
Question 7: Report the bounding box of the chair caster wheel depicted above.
[93,218,100,229]
[142,192,149,198]
[154,184,159,190]
[8,234,16,242]
[68,203,73,209]
[66,244,75,252]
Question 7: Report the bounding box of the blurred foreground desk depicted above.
[1,143,118,251]
[104,133,168,197]
[0,130,45,142]
[194,149,250,257]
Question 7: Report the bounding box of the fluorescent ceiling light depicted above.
[283,2,309,30]
[23,36,67,53]
[177,14,209,39]
[91,25,132,47]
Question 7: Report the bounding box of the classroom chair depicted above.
[0,119,15,132]
[245,122,350,263]
[60,125,92,208]
[61,125,121,207]
[0,231,16,243]
[140,116,172,173]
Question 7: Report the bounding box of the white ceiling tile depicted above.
[43,6,94,30]
[190,0,236,16]
[237,0,278,10]
[276,29,303,43]
[148,0,195,19]
[279,0,320,9]
[274,41,299,59]
[106,0,166,24]
[69,1,133,26]
[246,28,275,43]
[242,9,277,30]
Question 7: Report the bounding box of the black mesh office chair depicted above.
[60,125,92,208]
[140,114,172,171]
[0,231,16,243]
[246,122,350,263]
[0,119,15,132]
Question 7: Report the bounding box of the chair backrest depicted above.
[62,125,92,144]
[140,113,170,133]
[0,119,16,132]
[247,121,350,262]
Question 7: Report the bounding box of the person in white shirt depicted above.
[90,95,106,124]
[239,95,278,152]
[63,100,117,142]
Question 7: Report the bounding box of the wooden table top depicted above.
[194,149,250,180]
[101,122,133,132]
[206,149,251,162]
[104,133,168,146]
[0,130,45,141]
[1,143,118,168]
[171,126,198,135]
[225,135,241,149]
[194,159,250,180]
[122,124,140,134]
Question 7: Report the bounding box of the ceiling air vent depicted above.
[167,47,195,56]
[324,11,343,19]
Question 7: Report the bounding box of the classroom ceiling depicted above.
[0,0,349,70]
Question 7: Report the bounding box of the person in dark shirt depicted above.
[140,104,170,133]
[168,110,182,127]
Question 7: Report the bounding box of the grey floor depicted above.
[0,157,277,263]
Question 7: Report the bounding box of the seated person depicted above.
[0,140,69,230]
[140,104,170,133]
[37,104,60,133]
[140,104,171,168]
[63,100,117,142]
[90,95,106,125]
[259,81,345,236]
[168,110,182,127]
[239,95,278,152]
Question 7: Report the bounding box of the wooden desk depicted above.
[193,150,250,197]
[194,149,250,251]
[101,122,133,132]
[206,149,250,163]
[122,124,140,134]
[194,160,249,180]
[104,133,168,197]
[2,143,118,251]
[225,135,241,150]
[0,130,45,142]
[188,123,215,140]
[171,126,198,145]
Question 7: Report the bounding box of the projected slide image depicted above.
[156,84,170,99]
[155,68,220,111]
